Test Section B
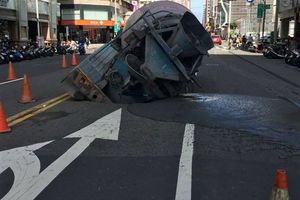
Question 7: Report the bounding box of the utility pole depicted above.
[261,0,266,39]
[35,0,40,46]
[273,0,279,42]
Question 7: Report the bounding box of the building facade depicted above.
[278,0,294,38]
[58,0,133,43]
[277,0,300,48]
[231,0,275,35]
[0,0,59,43]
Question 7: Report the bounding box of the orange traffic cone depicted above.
[61,54,67,69]
[0,102,11,133]
[19,74,34,103]
[71,52,77,66]
[7,61,16,81]
[270,169,289,200]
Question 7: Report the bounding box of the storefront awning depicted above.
[60,20,114,26]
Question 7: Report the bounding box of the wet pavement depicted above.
[128,93,300,135]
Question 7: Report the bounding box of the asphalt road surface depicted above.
[1,47,300,200]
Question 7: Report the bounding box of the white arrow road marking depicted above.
[0,108,122,200]
[175,124,195,200]
[0,141,54,200]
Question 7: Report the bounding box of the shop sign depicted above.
[60,20,114,27]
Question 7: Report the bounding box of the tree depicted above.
[230,22,237,30]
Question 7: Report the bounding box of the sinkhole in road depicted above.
[127,93,300,136]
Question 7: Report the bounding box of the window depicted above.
[83,10,108,20]
[62,9,80,20]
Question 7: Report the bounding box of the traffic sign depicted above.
[257,4,263,18]
[246,0,254,3]
[257,3,271,18]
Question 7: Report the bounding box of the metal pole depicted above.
[35,0,40,46]
[258,18,261,37]
[220,11,222,27]
[247,4,249,33]
[273,0,279,42]
[227,0,232,40]
[249,3,252,32]
[114,0,118,36]
[262,0,266,39]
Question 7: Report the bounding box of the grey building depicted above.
[278,0,294,38]
[278,0,300,48]
[0,0,59,43]
[230,0,275,35]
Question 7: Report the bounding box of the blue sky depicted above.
[191,0,203,22]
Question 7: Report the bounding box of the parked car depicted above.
[211,35,222,45]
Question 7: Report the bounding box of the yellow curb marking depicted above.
[7,93,71,127]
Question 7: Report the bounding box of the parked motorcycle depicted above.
[285,49,300,67]
[263,43,287,59]
[9,47,24,62]
[20,45,35,60]
[0,52,7,64]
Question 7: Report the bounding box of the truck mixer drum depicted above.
[62,1,213,103]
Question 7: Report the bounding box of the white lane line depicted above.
[0,78,24,86]
[175,124,195,200]
[0,109,122,200]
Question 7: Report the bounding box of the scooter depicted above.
[263,43,287,59]
[9,47,24,62]
[285,49,300,67]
